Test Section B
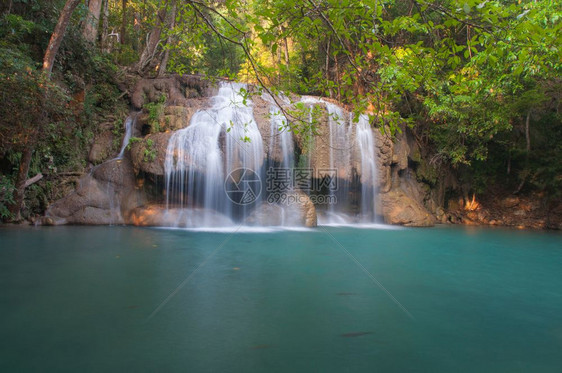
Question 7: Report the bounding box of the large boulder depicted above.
[44,159,145,225]
[380,188,435,227]
[162,106,193,131]
[88,131,116,164]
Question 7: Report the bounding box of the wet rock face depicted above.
[247,192,317,228]
[370,129,437,227]
[374,130,393,194]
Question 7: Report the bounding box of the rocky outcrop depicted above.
[88,131,115,164]
[129,132,172,176]
[380,188,434,227]
[131,75,211,109]
[370,127,437,226]
[43,158,145,225]
[374,129,394,194]
[88,120,121,164]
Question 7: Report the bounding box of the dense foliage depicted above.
[0,0,560,220]
[0,2,127,220]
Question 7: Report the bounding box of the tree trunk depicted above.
[42,0,81,77]
[157,2,177,77]
[8,146,33,221]
[525,109,531,152]
[14,0,80,219]
[137,8,166,75]
[282,36,290,66]
[83,0,103,43]
[514,110,532,194]
[101,0,110,52]
[121,0,128,45]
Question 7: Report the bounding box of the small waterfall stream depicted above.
[117,113,136,159]
[267,107,294,169]
[324,102,353,223]
[356,114,377,222]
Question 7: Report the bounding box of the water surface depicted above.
[1,225,561,372]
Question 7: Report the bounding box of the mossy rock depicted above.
[129,133,172,176]
[416,160,438,186]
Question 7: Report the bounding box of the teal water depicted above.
[0,225,561,372]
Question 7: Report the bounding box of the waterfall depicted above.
[267,107,294,169]
[117,114,136,159]
[300,96,322,179]
[356,114,377,222]
[298,98,378,224]
[164,82,264,227]
[264,106,296,226]
[159,84,377,228]
[325,102,353,221]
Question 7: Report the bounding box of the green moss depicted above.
[415,160,438,186]
[127,137,157,162]
[143,139,157,162]
[144,94,166,133]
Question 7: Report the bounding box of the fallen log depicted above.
[23,173,43,189]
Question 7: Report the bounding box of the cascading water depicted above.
[117,113,136,159]
[83,112,138,225]
[300,96,322,179]
[299,97,377,224]
[164,82,264,227]
[356,114,377,222]
[159,83,377,228]
[264,105,297,226]
[324,102,353,223]
[267,107,294,169]
[223,83,265,220]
